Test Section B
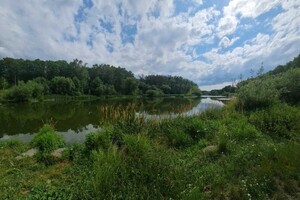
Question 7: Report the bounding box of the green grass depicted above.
[0,100,299,199]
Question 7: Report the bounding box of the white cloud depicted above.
[216,15,238,38]
[0,0,299,89]
[217,0,281,38]
[223,0,281,19]
[219,36,239,48]
[201,81,234,91]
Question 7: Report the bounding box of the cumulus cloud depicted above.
[0,0,299,89]
[219,36,240,48]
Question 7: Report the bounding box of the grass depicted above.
[0,100,299,199]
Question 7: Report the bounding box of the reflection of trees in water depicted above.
[140,97,201,114]
[0,98,202,137]
[0,101,97,136]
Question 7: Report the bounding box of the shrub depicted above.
[237,76,279,110]
[0,139,22,148]
[84,133,99,153]
[123,134,151,158]
[91,140,184,199]
[30,124,65,164]
[4,83,32,102]
[277,68,300,104]
[183,118,207,141]
[31,124,65,153]
[91,146,125,199]
[27,81,44,99]
[84,130,111,153]
[167,128,194,148]
[50,76,76,95]
[146,89,162,97]
[249,104,300,139]
[65,143,85,161]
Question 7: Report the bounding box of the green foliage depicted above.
[277,68,300,104]
[237,55,300,109]
[141,74,199,94]
[146,89,163,97]
[237,75,279,110]
[124,77,139,95]
[28,183,73,200]
[72,76,83,95]
[31,124,65,157]
[4,82,33,102]
[84,131,111,153]
[27,80,44,99]
[65,143,85,162]
[1,101,300,199]
[84,133,99,153]
[123,134,151,157]
[50,76,76,95]
[33,77,49,94]
[0,57,200,99]
[0,76,8,89]
[84,125,142,155]
[91,146,125,199]
[249,104,300,139]
[91,137,185,199]
[3,80,44,102]
[0,139,22,148]
[204,85,236,96]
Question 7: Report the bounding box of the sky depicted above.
[0,0,299,90]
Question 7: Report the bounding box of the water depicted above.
[0,97,224,144]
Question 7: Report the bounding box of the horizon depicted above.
[0,0,299,90]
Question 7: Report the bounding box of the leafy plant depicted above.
[30,124,65,164]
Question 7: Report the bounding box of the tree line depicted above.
[236,54,300,110]
[0,58,201,102]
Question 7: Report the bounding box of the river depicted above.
[0,96,226,144]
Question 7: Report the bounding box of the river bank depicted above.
[1,100,299,199]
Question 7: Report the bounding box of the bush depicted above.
[183,118,207,141]
[50,76,76,95]
[91,139,185,199]
[84,131,111,153]
[30,124,65,164]
[27,81,44,99]
[3,81,44,102]
[65,143,85,161]
[249,104,300,139]
[31,124,65,153]
[277,68,300,104]
[123,134,151,157]
[4,83,32,102]
[91,146,125,199]
[237,76,279,110]
[146,89,162,97]
[166,128,194,148]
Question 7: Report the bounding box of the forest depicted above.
[0,58,201,102]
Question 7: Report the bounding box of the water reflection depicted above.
[137,98,224,120]
[0,97,224,144]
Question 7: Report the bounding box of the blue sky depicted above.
[0,0,299,90]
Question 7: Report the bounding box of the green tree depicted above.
[124,77,138,95]
[50,76,75,95]
[91,77,104,96]
[278,68,300,104]
[27,81,44,99]
[33,77,49,94]
[4,82,32,102]
[72,76,83,95]
[0,77,8,89]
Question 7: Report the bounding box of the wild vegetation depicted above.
[0,58,200,102]
[0,55,299,199]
